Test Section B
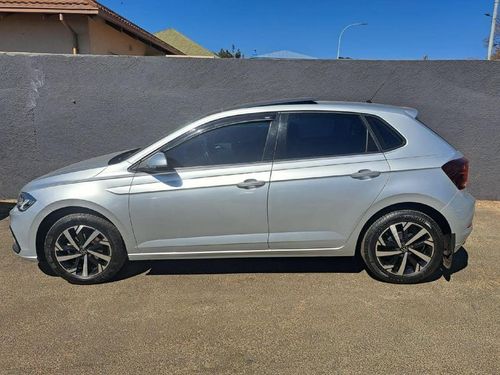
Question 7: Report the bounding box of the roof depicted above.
[218,101,418,119]
[0,0,97,12]
[252,50,317,60]
[155,28,214,57]
[125,101,419,165]
[0,0,184,55]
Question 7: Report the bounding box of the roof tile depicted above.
[0,0,98,11]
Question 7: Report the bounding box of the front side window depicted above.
[276,113,378,160]
[163,121,270,168]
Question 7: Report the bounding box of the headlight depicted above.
[17,192,36,212]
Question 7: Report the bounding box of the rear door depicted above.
[268,112,390,249]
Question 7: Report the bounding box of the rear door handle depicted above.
[350,169,381,180]
[237,179,266,189]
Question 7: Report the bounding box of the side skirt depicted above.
[128,247,354,261]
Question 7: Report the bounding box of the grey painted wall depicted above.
[0,53,499,199]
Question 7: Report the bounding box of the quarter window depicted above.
[365,116,405,151]
[163,121,271,168]
[276,113,378,160]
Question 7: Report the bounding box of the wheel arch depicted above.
[355,201,452,257]
[35,205,127,262]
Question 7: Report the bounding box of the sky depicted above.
[100,0,496,60]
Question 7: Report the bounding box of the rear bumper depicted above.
[440,189,475,251]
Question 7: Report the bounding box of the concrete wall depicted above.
[0,53,499,199]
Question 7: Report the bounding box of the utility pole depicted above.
[487,0,499,60]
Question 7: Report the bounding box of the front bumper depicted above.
[9,206,39,261]
[10,227,21,254]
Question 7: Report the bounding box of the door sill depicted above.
[128,247,352,260]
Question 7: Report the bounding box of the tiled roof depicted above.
[0,0,98,12]
[0,0,184,55]
[155,28,214,57]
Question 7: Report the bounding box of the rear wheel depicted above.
[361,210,444,284]
[44,213,127,284]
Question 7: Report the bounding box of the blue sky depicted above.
[101,0,495,60]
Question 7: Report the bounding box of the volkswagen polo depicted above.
[10,100,475,284]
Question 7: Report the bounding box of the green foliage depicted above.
[215,44,244,58]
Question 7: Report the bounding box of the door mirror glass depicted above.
[145,152,168,171]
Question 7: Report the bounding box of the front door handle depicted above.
[237,179,266,189]
[350,169,381,180]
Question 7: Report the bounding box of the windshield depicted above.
[108,148,141,165]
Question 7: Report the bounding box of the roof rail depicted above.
[228,98,318,110]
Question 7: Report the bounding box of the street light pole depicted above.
[487,0,499,60]
[337,22,368,59]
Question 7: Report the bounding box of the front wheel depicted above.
[44,213,127,284]
[361,210,444,284]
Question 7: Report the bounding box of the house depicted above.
[252,50,317,60]
[155,28,215,58]
[0,0,183,56]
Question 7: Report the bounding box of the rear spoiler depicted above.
[403,107,418,118]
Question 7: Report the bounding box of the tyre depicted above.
[361,210,444,284]
[44,213,127,284]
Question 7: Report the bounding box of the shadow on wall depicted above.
[0,202,15,220]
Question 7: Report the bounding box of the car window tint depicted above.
[365,116,405,150]
[277,113,377,160]
[163,121,270,168]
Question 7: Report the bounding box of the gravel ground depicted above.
[0,201,498,374]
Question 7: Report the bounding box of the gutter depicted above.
[59,13,78,54]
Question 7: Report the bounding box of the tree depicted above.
[215,44,244,58]
[483,17,500,59]
[487,19,500,60]
[493,48,500,60]
[494,21,500,60]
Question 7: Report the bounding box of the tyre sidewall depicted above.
[44,213,127,284]
[362,210,444,284]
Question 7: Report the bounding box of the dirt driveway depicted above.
[0,201,498,374]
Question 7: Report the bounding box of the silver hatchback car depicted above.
[10,100,475,284]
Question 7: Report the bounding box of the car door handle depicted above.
[350,169,381,180]
[237,179,266,189]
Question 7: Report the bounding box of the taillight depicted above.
[442,157,469,190]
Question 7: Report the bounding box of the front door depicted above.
[268,112,390,249]
[129,114,277,254]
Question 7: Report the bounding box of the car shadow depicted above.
[115,247,469,283]
[36,247,470,283]
[0,202,15,221]
[114,256,365,281]
[441,246,469,282]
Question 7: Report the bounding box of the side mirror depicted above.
[144,152,169,171]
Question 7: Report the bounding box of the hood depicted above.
[22,151,127,192]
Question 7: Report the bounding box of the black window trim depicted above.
[273,110,386,163]
[129,112,278,173]
[361,114,407,152]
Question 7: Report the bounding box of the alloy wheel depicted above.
[375,221,435,276]
[54,225,112,278]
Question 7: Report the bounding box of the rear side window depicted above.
[276,113,378,160]
[365,116,405,151]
